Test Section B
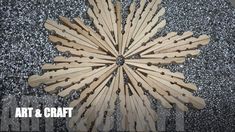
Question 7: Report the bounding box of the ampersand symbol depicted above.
[35,109,42,117]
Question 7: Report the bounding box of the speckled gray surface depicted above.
[0,0,235,131]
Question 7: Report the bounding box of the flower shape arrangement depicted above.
[28,0,209,131]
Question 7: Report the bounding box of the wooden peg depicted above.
[129,92,146,131]
[58,64,117,97]
[116,0,123,54]
[137,68,197,91]
[59,16,109,51]
[95,0,113,32]
[55,45,115,60]
[87,4,116,46]
[135,4,164,38]
[127,32,178,57]
[124,20,166,57]
[28,67,91,87]
[28,0,210,131]
[132,0,162,39]
[103,68,120,129]
[69,84,109,129]
[42,62,105,70]
[125,57,186,64]
[122,1,136,55]
[125,84,135,131]
[69,74,112,129]
[43,66,106,92]
[53,56,114,64]
[159,35,210,53]
[118,67,128,130]
[107,0,118,43]
[73,17,118,57]
[128,83,156,131]
[122,68,157,122]
[45,20,98,49]
[141,49,200,58]
[141,31,193,56]
[48,35,106,55]
[125,0,146,48]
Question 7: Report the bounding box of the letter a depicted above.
[15,108,22,117]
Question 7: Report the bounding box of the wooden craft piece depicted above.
[55,45,115,60]
[129,91,146,131]
[45,20,98,49]
[128,83,156,131]
[125,84,135,131]
[68,76,112,128]
[88,1,116,46]
[70,84,109,130]
[124,64,173,108]
[157,35,210,53]
[124,20,166,57]
[122,1,136,55]
[87,9,118,56]
[59,16,108,51]
[116,0,123,54]
[122,65,160,121]
[58,64,117,97]
[103,68,120,130]
[125,0,147,48]
[95,0,114,33]
[28,67,92,87]
[118,67,128,130]
[125,61,185,79]
[42,62,105,70]
[44,67,107,93]
[141,49,200,58]
[72,17,118,56]
[135,7,166,40]
[28,0,210,131]
[92,78,117,131]
[141,31,194,55]
[53,56,114,64]
[107,0,118,43]
[125,57,186,64]
[48,35,106,55]
[127,32,178,57]
[138,68,197,91]
[131,0,162,39]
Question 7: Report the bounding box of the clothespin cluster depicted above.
[29,0,209,131]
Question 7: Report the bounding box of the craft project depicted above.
[28,0,209,131]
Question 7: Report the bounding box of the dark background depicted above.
[0,0,235,131]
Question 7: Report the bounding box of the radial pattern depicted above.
[28,0,210,131]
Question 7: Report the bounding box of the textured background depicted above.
[229,0,235,6]
[0,0,235,131]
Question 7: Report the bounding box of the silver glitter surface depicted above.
[0,0,235,131]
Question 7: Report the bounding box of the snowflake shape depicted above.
[29,0,209,131]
